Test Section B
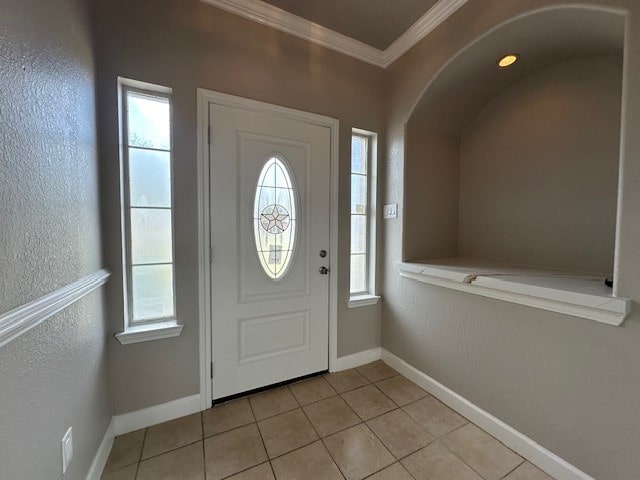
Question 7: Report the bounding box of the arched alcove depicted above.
[399,6,629,324]
[405,6,624,272]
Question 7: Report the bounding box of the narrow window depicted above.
[120,80,176,327]
[350,130,377,301]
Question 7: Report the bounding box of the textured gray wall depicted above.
[0,0,112,478]
[404,127,460,261]
[383,1,640,479]
[94,0,384,414]
[459,56,621,274]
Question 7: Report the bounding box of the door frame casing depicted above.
[196,88,340,409]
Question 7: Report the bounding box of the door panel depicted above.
[209,102,331,399]
[238,310,310,365]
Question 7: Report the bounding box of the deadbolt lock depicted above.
[319,250,327,258]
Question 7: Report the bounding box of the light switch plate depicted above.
[383,203,398,219]
[61,426,73,474]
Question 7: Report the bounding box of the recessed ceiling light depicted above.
[498,54,519,68]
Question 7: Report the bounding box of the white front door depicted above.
[209,100,332,400]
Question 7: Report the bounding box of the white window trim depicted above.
[115,321,184,345]
[347,294,381,308]
[349,128,379,306]
[116,77,182,345]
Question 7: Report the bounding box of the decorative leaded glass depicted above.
[254,156,297,279]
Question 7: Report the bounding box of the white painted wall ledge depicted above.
[0,269,111,348]
[396,260,630,326]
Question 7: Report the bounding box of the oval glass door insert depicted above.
[253,155,298,280]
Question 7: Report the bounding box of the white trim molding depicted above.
[395,262,630,326]
[85,418,115,480]
[115,321,183,345]
[112,394,202,436]
[347,294,381,309]
[333,347,382,372]
[380,0,469,67]
[197,88,340,410]
[381,349,595,480]
[88,395,202,478]
[0,269,111,348]
[199,0,468,68]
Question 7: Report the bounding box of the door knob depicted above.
[319,266,330,275]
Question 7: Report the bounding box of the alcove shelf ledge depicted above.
[395,259,630,326]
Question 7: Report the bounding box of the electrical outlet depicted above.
[383,203,398,219]
[61,427,73,474]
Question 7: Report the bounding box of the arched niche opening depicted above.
[405,6,624,274]
[399,6,629,324]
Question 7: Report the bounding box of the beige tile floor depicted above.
[101,361,554,480]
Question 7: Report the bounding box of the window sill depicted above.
[347,294,381,308]
[395,259,630,326]
[115,320,184,345]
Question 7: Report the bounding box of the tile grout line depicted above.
[132,437,204,465]
[357,368,485,478]
[246,392,273,475]
[210,399,271,479]
[360,411,406,476]
[115,363,532,480]
[338,382,399,423]
[435,429,495,480]
[295,389,346,480]
[289,375,338,406]
[434,420,529,480]
[218,461,272,480]
[320,371,398,479]
[359,384,480,479]
[361,462,418,480]
[133,427,149,479]
[104,366,385,478]
[323,368,370,394]
[267,460,277,480]
[203,408,372,467]
[252,384,328,463]
[396,382,528,469]
[499,458,527,479]
[387,422,469,466]
[381,398,531,480]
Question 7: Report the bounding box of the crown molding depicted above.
[200,0,468,69]
[381,0,469,67]
[0,269,111,349]
[201,0,383,66]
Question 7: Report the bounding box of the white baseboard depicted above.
[380,349,593,480]
[85,417,115,480]
[113,394,202,436]
[333,347,381,371]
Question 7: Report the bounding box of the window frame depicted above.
[349,128,380,307]
[116,78,181,342]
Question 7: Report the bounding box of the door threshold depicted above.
[212,369,328,406]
